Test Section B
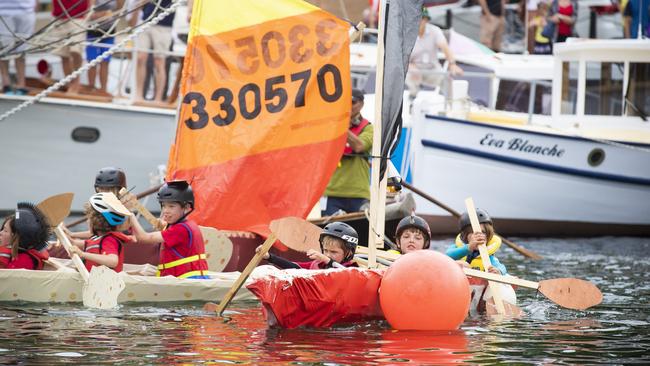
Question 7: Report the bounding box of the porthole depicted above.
[71,127,100,143]
[587,148,605,167]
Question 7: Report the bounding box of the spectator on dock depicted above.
[51,0,89,94]
[129,0,175,102]
[322,89,373,216]
[478,0,506,51]
[86,0,125,93]
[623,0,650,39]
[547,0,578,43]
[529,0,552,54]
[0,0,37,95]
[406,8,463,98]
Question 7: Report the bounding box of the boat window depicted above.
[71,127,100,143]
[560,61,578,115]
[495,80,552,115]
[585,62,624,116]
[626,62,650,117]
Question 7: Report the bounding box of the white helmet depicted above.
[89,192,131,226]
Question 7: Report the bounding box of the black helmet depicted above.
[94,167,127,191]
[157,180,194,208]
[395,214,431,249]
[14,202,51,251]
[320,222,359,262]
[459,208,493,231]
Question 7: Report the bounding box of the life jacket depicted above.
[83,232,129,272]
[25,249,49,270]
[454,234,502,271]
[342,118,370,155]
[157,220,208,279]
[0,246,11,268]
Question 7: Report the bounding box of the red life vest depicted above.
[343,118,370,155]
[157,220,208,279]
[83,232,129,272]
[0,246,12,268]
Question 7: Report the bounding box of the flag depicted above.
[379,0,423,178]
[167,0,351,236]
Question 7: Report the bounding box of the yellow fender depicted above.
[455,234,502,271]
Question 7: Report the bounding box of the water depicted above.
[1,237,649,364]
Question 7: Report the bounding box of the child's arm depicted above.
[489,255,508,275]
[255,245,301,269]
[68,245,118,268]
[446,243,470,260]
[129,215,163,245]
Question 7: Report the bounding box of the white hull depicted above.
[410,113,650,229]
[0,96,176,213]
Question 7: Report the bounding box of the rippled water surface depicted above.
[1,237,648,364]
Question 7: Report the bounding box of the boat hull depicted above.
[409,114,650,236]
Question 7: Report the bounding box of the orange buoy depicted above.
[379,250,471,330]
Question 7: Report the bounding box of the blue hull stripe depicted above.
[421,139,650,186]
[424,114,650,148]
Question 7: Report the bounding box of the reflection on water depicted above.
[1,237,649,364]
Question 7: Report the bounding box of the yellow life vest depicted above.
[454,234,502,271]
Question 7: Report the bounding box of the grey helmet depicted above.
[157,180,194,208]
[395,214,431,249]
[459,208,493,231]
[319,222,359,262]
[14,202,51,251]
[94,167,127,191]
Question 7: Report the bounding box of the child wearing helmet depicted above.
[446,208,507,275]
[1,203,51,270]
[129,180,209,279]
[66,167,128,240]
[67,192,133,272]
[257,222,360,269]
[393,214,431,254]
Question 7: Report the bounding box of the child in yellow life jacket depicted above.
[1,203,51,270]
[258,222,359,269]
[129,180,209,279]
[446,208,507,275]
[66,166,128,240]
[392,215,431,254]
[68,192,133,273]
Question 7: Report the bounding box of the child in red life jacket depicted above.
[0,216,15,268]
[65,166,128,240]
[68,192,133,273]
[258,222,360,269]
[129,180,209,279]
[2,203,51,270]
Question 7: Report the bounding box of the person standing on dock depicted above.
[478,0,506,51]
[322,89,373,216]
[50,0,89,94]
[0,0,36,95]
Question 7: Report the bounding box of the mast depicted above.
[367,0,388,268]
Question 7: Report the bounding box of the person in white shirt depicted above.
[0,0,36,95]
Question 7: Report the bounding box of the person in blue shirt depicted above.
[446,208,507,275]
[624,0,650,39]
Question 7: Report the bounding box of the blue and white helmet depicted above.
[89,192,131,226]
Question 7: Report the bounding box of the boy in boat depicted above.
[446,208,507,275]
[128,180,209,279]
[0,203,51,270]
[68,192,132,273]
[258,222,359,269]
[392,215,432,255]
[66,166,128,240]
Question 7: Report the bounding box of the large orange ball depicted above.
[379,250,471,330]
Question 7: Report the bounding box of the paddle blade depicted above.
[538,278,603,310]
[82,265,125,309]
[37,193,74,226]
[269,217,321,253]
[199,226,233,272]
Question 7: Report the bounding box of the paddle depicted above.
[36,193,74,227]
[401,181,542,260]
[119,187,163,230]
[354,246,603,310]
[66,184,163,228]
[465,197,508,315]
[54,225,125,309]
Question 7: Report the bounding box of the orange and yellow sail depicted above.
[167,0,351,235]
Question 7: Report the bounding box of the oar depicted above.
[401,181,542,260]
[37,193,74,226]
[66,184,163,228]
[54,225,125,309]
[209,216,316,316]
[118,187,163,230]
[355,246,603,310]
[465,197,506,315]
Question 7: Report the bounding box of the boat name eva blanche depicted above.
[480,133,565,157]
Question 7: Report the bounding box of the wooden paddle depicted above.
[354,246,603,310]
[36,193,74,227]
[209,216,324,316]
[54,224,125,309]
[401,181,542,260]
[465,197,506,315]
[119,187,163,230]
